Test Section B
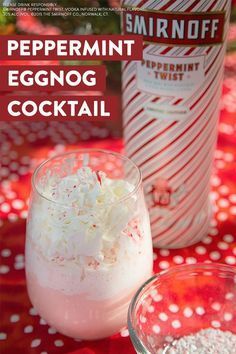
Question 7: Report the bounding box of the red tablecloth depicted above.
[1,53,236,353]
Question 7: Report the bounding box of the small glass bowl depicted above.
[128,263,236,353]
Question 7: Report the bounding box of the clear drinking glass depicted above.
[25,149,153,340]
[128,263,236,353]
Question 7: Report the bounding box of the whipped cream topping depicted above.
[47,166,133,207]
[29,166,138,261]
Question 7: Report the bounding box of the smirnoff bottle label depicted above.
[124,9,224,44]
[122,0,231,248]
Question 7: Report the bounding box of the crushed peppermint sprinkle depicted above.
[30,166,136,260]
[47,166,133,208]
[162,328,236,354]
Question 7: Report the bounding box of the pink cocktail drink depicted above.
[25,150,153,339]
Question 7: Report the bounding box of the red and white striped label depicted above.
[122,0,231,248]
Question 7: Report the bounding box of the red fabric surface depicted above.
[1,56,236,353]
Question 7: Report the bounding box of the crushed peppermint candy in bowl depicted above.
[128,263,236,354]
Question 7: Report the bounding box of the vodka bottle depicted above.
[122,0,231,248]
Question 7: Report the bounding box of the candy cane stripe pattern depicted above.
[122,0,231,248]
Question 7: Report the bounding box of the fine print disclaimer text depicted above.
[1,2,140,17]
